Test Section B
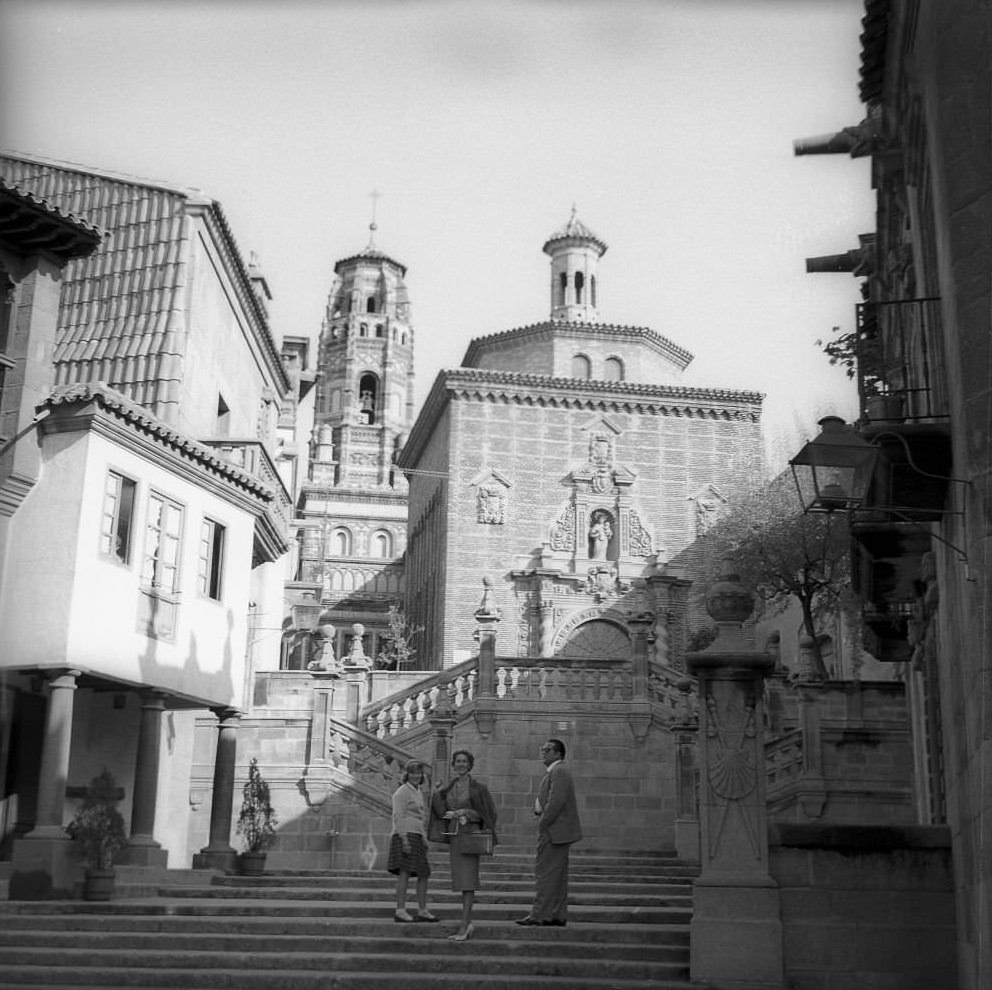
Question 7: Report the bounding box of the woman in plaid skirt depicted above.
[388,760,439,923]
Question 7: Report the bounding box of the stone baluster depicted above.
[686,557,782,988]
[192,707,241,872]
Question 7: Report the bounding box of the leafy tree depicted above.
[706,474,854,676]
[376,605,423,671]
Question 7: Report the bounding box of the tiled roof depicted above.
[543,209,608,255]
[859,0,889,104]
[334,246,407,276]
[0,176,102,259]
[462,319,694,369]
[0,152,288,422]
[41,382,275,500]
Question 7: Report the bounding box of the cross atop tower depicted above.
[367,189,381,248]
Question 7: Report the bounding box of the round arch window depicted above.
[559,620,630,659]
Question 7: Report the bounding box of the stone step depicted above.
[0,972,696,990]
[204,877,693,899]
[0,897,694,925]
[0,928,688,960]
[0,914,689,946]
[0,942,688,981]
[182,878,692,905]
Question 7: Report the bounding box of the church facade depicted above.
[397,212,764,668]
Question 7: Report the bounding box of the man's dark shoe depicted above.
[515,916,541,926]
[541,919,567,927]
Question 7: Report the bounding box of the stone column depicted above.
[686,558,782,988]
[9,670,80,898]
[121,691,168,866]
[192,707,240,872]
[673,677,700,863]
[473,577,501,737]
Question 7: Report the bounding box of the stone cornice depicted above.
[398,367,764,469]
[462,320,693,369]
[39,383,276,507]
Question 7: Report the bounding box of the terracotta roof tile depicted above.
[0,152,288,421]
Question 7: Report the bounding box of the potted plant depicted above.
[817,320,904,422]
[65,768,128,901]
[236,757,278,875]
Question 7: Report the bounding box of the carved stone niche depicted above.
[470,468,511,526]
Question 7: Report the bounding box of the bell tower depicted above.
[543,207,608,323]
[311,224,415,489]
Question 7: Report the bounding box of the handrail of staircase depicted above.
[764,726,804,794]
[362,655,694,740]
[312,712,425,810]
[361,656,480,737]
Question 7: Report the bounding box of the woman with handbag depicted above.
[388,760,439,923]
[429,749,498,941]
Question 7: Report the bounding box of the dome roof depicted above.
[543,208,607,255]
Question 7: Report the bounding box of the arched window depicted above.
[571,354,592,379]
[591,275,597,308]
[359,323,368,337]
[604,356,624,381]
[371,530,392,558]
[575,271,584,304]
[560,620,630,659]
[558,272,567,306]
[375,324,384,338]
[366,297,377,313]
[358,372,378,424]
[400,331,408,345]
[330,528,352,557]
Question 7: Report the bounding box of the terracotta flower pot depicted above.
[240,851,268,876]
[83,868,116,901]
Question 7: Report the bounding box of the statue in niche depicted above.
[589,510,613,560]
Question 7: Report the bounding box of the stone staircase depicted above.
[0,849,701,989]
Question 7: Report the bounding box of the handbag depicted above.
[447,820,494,856]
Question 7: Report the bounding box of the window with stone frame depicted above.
[197,517,226,601]
[141,492,184,593]
[100,470,137,564]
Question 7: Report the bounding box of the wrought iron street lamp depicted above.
[789,416,880,513]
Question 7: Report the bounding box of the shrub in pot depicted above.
[236,757,278,875]
[65,768,128,900]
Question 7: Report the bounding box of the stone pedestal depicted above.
[473,587,501,737]
[686,559,782,989]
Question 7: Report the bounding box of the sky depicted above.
[1,0,874,473]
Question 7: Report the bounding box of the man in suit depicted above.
[516,738,582,927]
